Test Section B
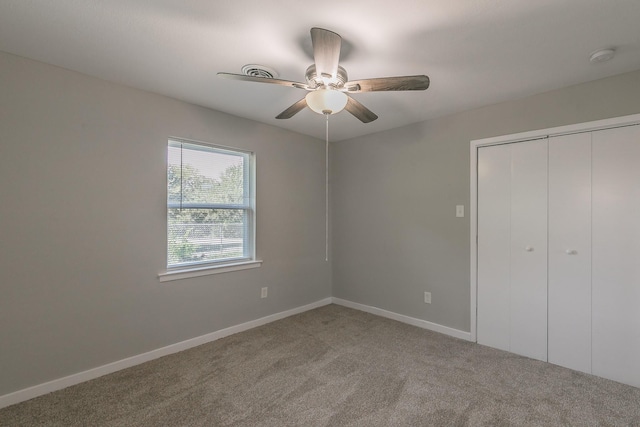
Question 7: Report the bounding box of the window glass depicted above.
[167,139,254,268]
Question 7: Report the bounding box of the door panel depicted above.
[592,125,640,388]
[509,140,548,361]
[548,133,592,373]
[477,140,548,361]
[477,144,511,351]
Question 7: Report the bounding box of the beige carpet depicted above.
[2,304,640,426]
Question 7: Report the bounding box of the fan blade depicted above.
[276,98,308,119]
[344,75,430,92]
[345,96,378,123]
[217,72,309,90]
[310,27,342,80]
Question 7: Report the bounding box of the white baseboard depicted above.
[1,297,470,409]
[332,297,472,342]
[0,297,333,409]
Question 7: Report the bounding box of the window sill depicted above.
[158,260,262,282]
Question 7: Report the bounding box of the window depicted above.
[166,138,255,271]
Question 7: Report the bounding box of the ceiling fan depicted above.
[217,27,430,123]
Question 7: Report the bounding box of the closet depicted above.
[474,117,640,388]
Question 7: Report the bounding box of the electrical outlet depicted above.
[261,287,268,298]
[424,291,431,304]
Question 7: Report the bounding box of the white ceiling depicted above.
[1,0,639,141]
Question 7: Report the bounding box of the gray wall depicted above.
[332,70,640,333]
[0,51,331,396]
[2,46,640,398]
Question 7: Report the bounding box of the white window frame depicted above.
[159,137,261,282]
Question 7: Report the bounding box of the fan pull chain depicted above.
[325,113,329,262]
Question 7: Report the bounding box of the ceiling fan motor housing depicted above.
[305,64,348,89]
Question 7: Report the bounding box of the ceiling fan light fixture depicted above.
[306,89,348,115]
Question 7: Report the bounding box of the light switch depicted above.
[456,205,465,217]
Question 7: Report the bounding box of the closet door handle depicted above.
[525,246,534,252]
[566,249,578,255]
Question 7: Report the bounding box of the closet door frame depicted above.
[469,113,640,342]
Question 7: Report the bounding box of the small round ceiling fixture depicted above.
[241,64,279,79]
[589,48,615,64]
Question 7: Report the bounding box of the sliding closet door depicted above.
[509,140,548,361]
[592,125,640,388]
[477,140,548,361]
[548,133,592,373]
[477,144,511,352]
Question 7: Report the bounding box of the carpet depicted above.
[1,304,639,426]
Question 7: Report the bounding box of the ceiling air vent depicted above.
[241,64,278,79]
